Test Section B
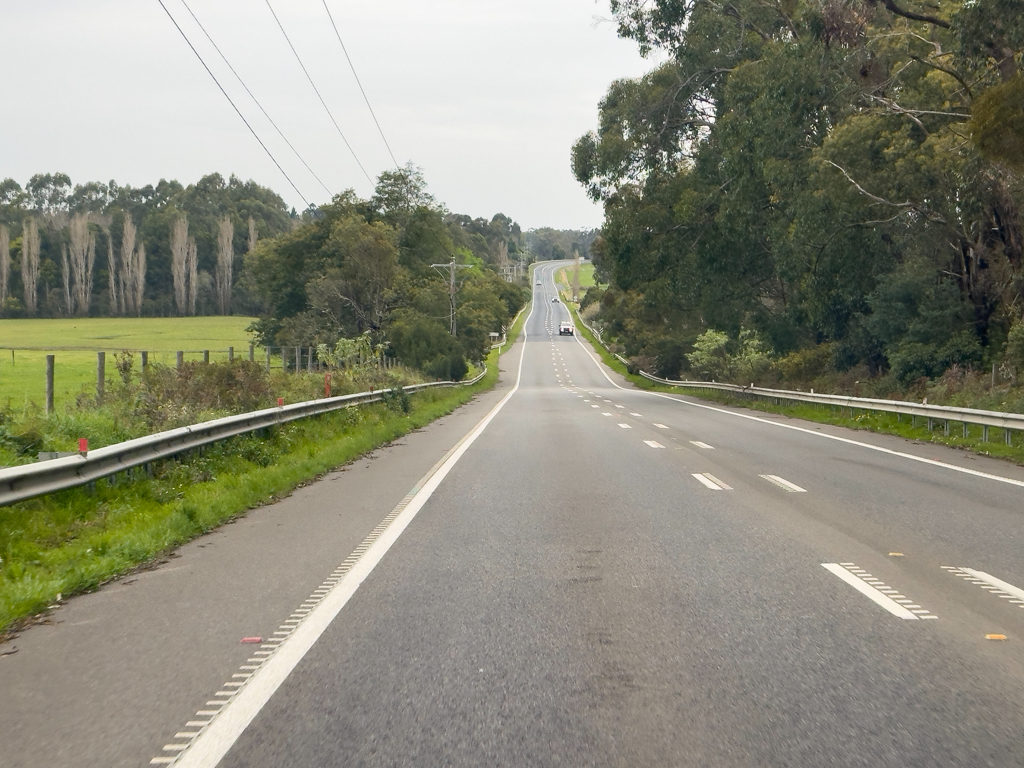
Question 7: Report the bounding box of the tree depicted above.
[68,213,97,315]
[0,225,9,309]
[21,218,40,314]
[171,216,189,316]
[216,216,233,315]
[26,173,71,213]
[572,0,1024,383]
[60,244,72,316]
[120,214,138,316]
[187,234,198,316]
[133,241,146,317]
[247,216,257,254]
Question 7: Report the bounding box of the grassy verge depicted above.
[0,317,255,410]
[567,302,1024,466]
[0,360,498,634]
[498,298,532,355]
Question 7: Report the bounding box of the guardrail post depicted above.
[203,350,210,364]
[963,422,968,439]
[928,417,933,431]
[141,351,148,369]
[96,352,105,403]
[944,420,949,436]
[1006,429,1012,446]
[228,346,234,362]
[45,354,54,415]
[176,351,184,370]
[983,425,989,442]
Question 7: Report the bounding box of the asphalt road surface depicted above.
[4,261,1024,767]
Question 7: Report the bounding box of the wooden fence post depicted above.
[228,346,234,362]
[203,350,210,364]
[265,347,271,372]
[249,344,255,362]
[46,354,54,415]
[96,352,105,403]
[295,346,300,373]
[141,351,148,369]
[176,351,184,370]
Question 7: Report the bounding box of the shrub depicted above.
[686,330,732,380]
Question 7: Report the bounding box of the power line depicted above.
[177,0,334,199]
[321,0,399,168]
[155,0,312,209]
[263,0,374,185]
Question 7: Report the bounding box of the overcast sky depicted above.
[0,0,658,230]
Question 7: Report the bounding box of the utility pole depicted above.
[431,258,472,336]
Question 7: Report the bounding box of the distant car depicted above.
[552,297,559,303]
[536,281,542,285]
[558,322,574,335]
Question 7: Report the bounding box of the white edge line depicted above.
[173,273,539,768]
[961,569,1024,601]
[570,330,1024,490]
[822,564,918,619]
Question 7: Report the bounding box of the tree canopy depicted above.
[573,0,1023,384]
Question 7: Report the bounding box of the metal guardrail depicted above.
[0,370,487,507]
[639,372,1024,440]
[570,304,1023,443]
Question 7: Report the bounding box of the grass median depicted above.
[567,302,1024,466]
[0,356,500,635]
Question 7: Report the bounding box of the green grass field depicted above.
[0,317,255,410]
[556,263,597,292]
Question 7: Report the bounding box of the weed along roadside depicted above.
[0,349,504,636]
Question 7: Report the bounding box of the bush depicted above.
[423,353,468,381]
[686,330,733,381]
[1006,320,1024,371]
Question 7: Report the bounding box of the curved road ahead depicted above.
[4,261,1024,767]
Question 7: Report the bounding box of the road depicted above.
[4,260,1024,766]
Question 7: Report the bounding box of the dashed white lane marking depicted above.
[569,327,1024,491]
[653,423,668,429]
[759,474,806,493]
[615,405,624,409]
[618,423,632,429]
[644,440,665,448]
[822,563,936,619]
[591,405,600,408]
[692,472,732,490]
[160,284,540,768]
[689,441,714,450]
[943,567,1024,606]
[629,412,642,417]
[602,412,612,416]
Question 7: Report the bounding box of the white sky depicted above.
[0,0,658,230]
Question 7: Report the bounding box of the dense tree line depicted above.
[247,166,530,379]
[573,0,1024,385]
[0,172,294,318]
[524,228,599,261]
